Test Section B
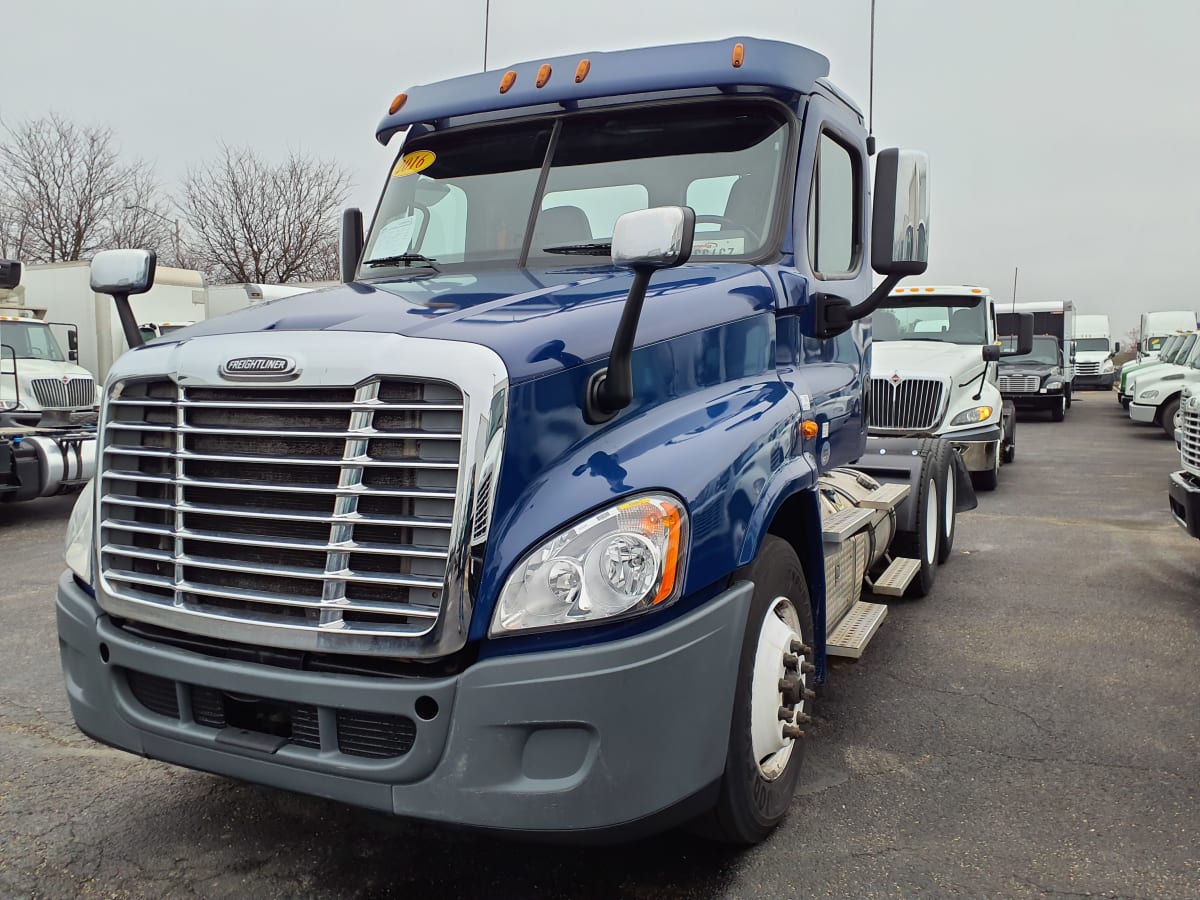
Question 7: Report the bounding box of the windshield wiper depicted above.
[364,254,439,270]
[541,242,612,256]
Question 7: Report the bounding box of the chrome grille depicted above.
[98,377,464,644]
[997,374,1040,394]
[1075,361,1101,376]
[1180,391,1200,475]
[32,376,95,409]
[869,377,945,431]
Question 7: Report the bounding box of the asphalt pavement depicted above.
[1,394,1197,898]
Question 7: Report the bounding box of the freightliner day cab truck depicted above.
[1072,313,1117,391]
[0,261,98,503]
[1119,332,1196,409]
[57,39,979,844]
[998,300,1075,410]
[997,334,1071,422]
[869,285,1032,491]
[1127,334,1200,439]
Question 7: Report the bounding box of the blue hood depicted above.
[167,264,778,382]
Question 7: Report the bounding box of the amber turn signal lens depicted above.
[388,93,408,115]
[499,71,517,94]
[536,64,552,88]
[732,42,745,68]
[802,420,820,440]
[575,59,591,83]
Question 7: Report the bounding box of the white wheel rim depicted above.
[750,596,803,781]
[924,479,938,565]
[942,468,955,541]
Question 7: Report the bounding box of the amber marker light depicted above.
[732,42,745,68]
[536,64,552,88]
[575,59,591,83]
[801,420,820,440]
[651,502,684,605]
[499,71,517,94]
[388,93,408,115]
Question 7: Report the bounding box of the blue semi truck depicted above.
[57,38,977,843]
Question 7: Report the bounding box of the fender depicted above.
[852,436,977,531]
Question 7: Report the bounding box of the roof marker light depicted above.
[388,93,408,115]
[732,42,745,68]
[536,64,552,88]
[499,71,517,94]
[575,59,591,83]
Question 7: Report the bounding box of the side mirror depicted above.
[872,149,930,276]
[0,259,21,290]
[999,313,1034,357]
[341,207,364,284]
[611,206,695,271]
[90,249,157,349]
[68,330,79,352]
[586,206,696,422]
[982,344,1000,363]
[1114,341,1121,354]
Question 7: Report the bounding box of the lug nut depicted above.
[778,677,800,702]
[782,653,800,670]
[800,662,816,674]
[782,724,805,740]
[794,713,814,725]
[790,640,812,656]
[777,706,794,721]
[802,688,816,702]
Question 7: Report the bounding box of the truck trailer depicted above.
[57,38,979,844]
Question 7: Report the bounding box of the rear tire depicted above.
[700,536,814,844]
[971,448,1000,492]
[1161,397,1181,440]
[894,452,939,595]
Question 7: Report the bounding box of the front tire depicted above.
[1051,395,1066,422]
[933,441,957,564]
[971,448,1000,492]
[702,536,815,844]
[1161,397,1181,440]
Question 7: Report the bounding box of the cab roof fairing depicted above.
[375,37,831,144]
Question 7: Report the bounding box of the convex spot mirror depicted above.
[872,149,930,277]
[90,249,156,296]
[0,259,21,290]
[612,206,696,271]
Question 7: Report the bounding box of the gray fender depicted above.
[848,437,978,532]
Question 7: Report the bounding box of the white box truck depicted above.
[19,261,206,383]
[1072,313,1118,390]
[204,282,327,320]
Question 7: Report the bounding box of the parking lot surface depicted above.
[2,395,1197,898]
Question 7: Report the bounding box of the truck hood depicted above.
[1075,350,1111,363]
[8,357,95,381]
[149,264,775,382]
[870,340,986,381]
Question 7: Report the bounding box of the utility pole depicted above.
[124,204,182,266]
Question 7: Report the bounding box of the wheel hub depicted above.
[750,596,807,781]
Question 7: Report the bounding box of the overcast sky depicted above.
[7,0,1198,338]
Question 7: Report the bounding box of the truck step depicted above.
[871,556,922,597]
[821,506,875,543]
[857,482,910,510]
[826,601,889,658]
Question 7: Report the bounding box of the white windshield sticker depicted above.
[372,216,416,258]
[692,237,745,256]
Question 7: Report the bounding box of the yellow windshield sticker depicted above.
[392,150,436,177]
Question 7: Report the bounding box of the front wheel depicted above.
[933,441,957,564]
[1051,395,1066,422]
[701,536,815,844]
[971,446,1000,492]
[893,450,940,594]
[1161,397,1181,440]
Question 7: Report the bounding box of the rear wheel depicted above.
[1161,397,1181,440]
[701,536,814,844]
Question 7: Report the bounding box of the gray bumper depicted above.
[57,572,751,836]
[942,424,1002,473]
[1074,373,1115,389]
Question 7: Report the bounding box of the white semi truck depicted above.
[1118,331,1191,407]
[870,285,1031,491]
[1127,334,1200,439]
[19,261,206,383]
[1137,310,1196,363]
[1072,313,1117,390]
[1168,382,1200,538]
[0,260,97,504]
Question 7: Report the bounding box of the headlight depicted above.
[1101,359,1114,373]
[64,479,95,584]
[1139,389,1159,401]
[1044,380,1063,390]
[949,406,993,426]
[491,493,688,635]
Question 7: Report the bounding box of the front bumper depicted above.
[1168,470,1200,539]
[57,572,751,837]
[1129,401,1158,424]
[941,423,1002,473]
[1074,373,1115,389]
[1002,390,1064,410]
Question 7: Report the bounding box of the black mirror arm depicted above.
[957,367,988,401]
[112,292,145,348]
[586,268,654,424]
[815,273,903,340]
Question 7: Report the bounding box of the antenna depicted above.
[1011,266,1019,314]
[867,0,877,156]
[483,0,491,71]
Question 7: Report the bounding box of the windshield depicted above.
[361,99,791,275]
[0,320,66,361]
[1001,335,1059,365]
[1166,335,1196,363]
[873,296,987,346]
[1146,335,1167,352]
[1075,337,1109,352]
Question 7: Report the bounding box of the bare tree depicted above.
[0,114,176,264]
[179,145,350,283]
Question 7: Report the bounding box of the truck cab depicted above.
[1072,313,1117,390]
[1138,310,1197,363]
[1128,333,1200,438]
[998,334,1070,421]
[869,285,1026,490]
[56,38,975,844]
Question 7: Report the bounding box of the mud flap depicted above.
[850,436,977,532]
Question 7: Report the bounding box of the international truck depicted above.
[20,260,206,383]
[57,38,980,844]
[1137,310,1196,363]
[998,300,1075,409]
[869,285,1032,491]
[1127,333,1200,439]
[1072,313,1117,390]
[0,260,97,503]
[1120,332,1197,410]
[997,334,1071,422]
